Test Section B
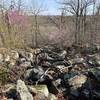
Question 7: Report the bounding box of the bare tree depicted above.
[94,1,100,44]
[18,0,22,12]
[58,0,94,46]
[29,0,47,48]
[47,8,67,46]
[0,0,7,46]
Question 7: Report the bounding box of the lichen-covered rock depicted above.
[68,74,87,96]
[17,80,33,100]
[68,74,87,89]
[33,85,49,97]
[34,92,48,100]
[48,93,57,100]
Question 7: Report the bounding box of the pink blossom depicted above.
[8,9,30,29]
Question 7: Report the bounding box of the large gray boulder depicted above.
[17,80,33,100]
[29,85,49,100]
[68,74,87,96]
[68,74,87,89]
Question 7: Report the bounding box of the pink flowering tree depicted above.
[4,9,30,48]
[8,9,30,32]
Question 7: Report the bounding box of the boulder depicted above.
[69,57,84,65]
[9,50,19,60]
[33,85,49,97]
[29,85,50,100]
[2,84,15,93]
[25,66,45,82]
[4,55,10,62]
[68,74,87,89]
[0,54,3,62]
[1,84,18,100]
[25,52,33,62]
[87,56,100,67]
[48,93,57,100]
[89,67,100,82]
[68,74,87,96]
[17,80,33,100]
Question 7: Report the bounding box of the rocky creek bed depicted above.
[0,44,100,100]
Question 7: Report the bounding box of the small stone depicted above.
[53,79,62,87]
[59,50,67,59]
